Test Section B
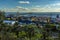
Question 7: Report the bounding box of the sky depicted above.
[0,0,60,12]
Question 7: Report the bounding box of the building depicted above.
[3,20,18,25]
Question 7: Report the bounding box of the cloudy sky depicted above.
[0,0,60,12]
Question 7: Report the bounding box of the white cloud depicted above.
[1,7,60,12]
[16,6,23,8]
[1,2,60,12]
[52,3,60,6]
[35,5,41,7]
[30,4,60,12]
[16,6,30,11]
[19,1,30,4]
[1,6,30,12]
[45,2,60,7]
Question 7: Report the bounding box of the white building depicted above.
[3,20,18,25]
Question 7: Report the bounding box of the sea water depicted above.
[5,12,60,18]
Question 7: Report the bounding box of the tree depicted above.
[0,11,5,20]
[42,24,56,40]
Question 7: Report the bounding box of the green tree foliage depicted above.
[0,11,59,40]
